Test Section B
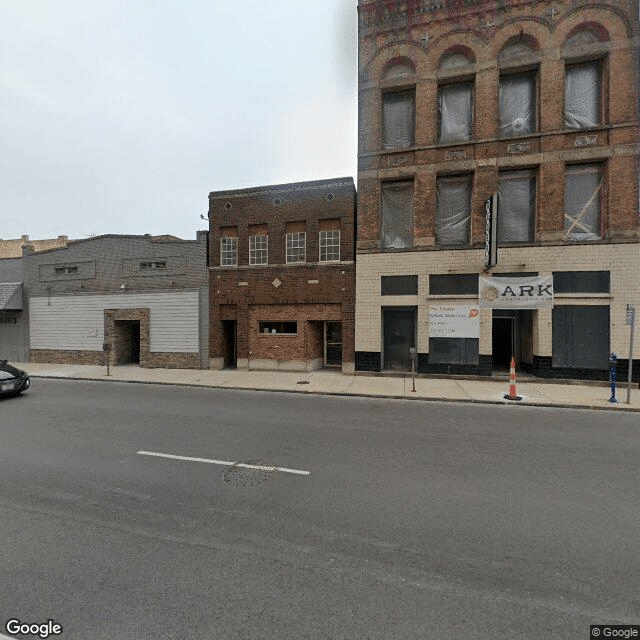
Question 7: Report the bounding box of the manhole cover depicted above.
[223,460,277,487]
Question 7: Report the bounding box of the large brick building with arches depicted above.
[355,0,640,381]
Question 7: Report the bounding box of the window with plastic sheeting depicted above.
[565,61,601,129]
[382,90,415,150]
[499,72,536,137]
[381,182,413,249]
[438,83,473,143]
[564,164,603,241]
[436,175,471,246]
[497,170,536,243]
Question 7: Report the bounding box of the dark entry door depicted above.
[492,317,514,369]
[222,320,237,368]
[325,322,342,366]
[383,308,416,371]
[130,321,140,363]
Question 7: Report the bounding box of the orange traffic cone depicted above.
[504,356,522,401]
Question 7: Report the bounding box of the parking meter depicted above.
[409,347,417,392]
[103,341,111,376]
[609,352,617,403]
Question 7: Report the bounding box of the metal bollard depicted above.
[609,352,617,403]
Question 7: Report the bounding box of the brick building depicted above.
[356,0,639,380]
[208,178,356,373]
[0,235,69,259]
[24,233,209,369]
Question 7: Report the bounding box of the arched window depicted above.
[439,50,473,70]
[437,49,475,143]
[498,39,538,137]
[563,26,607,129]
[383,61,415,80]
[381,59,416,150]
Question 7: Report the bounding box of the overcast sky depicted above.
[1,0,358,241]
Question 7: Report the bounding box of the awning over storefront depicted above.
[0,282,22,311]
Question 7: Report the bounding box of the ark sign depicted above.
[479,276,554,309]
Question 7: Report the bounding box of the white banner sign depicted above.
[429,305,480,338]
[479,276,554,309]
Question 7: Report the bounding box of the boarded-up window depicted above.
[429,338,479,364]
[553,271,609,293]
[498,170,536,243]
[564,164,602,241]
[438,83,473,143]
[499,72,536,136]
[565,61,601,129]
[429,274,478,295]
[381,275,418,296]
[382,90,415,150]
[552,306,609,368]
[381,182,413,249]
[436,175,471,246]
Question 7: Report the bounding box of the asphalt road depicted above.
[1,379,638,639]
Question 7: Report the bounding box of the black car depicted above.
[0,359,30,397]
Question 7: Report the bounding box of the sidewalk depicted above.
[10,361,640,412]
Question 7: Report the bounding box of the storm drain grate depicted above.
[222,460,277,487]
[297,380,310,385]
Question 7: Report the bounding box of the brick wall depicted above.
[209,178,356,372]
[357,0,640,250]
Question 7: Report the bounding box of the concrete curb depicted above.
[27,373,640,413]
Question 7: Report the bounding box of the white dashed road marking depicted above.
[137,450,310,475]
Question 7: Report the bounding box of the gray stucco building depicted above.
[23,233,209,369]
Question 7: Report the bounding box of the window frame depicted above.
[564,59,603,130]
[498,69,537,138]
[497,168,537,244]
[53,265,78,276]
[249,234,268,266]
[380,180,414,249]
[319,229,340,262]
[220,236,238,267]
[286,232,306,264]
[258,321,298,335]
[381,88,416,150]
[563,163,604,242]
[437,80,474,144]
[435,173,472,246]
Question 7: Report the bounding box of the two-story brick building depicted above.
[356,0,639,381]
[208,178,356,373]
